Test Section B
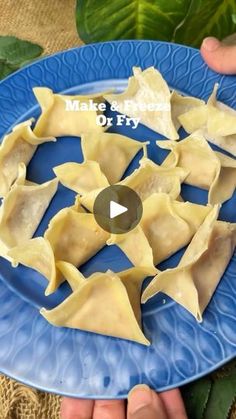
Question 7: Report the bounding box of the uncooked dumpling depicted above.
[105,67,179,139]
[0,119,55,197]
[108,193,211,268]
[81,132,146,184]
[8,237,61,296]
[40,266,151,345]
[178,84,236,156]
[33,87,107,137]
[80,156,188,212]
[53,160,109,194]
[142,206,236,322]
[44,207,109,267]
[159,131,236,205]
[171,91,205,131]
[0,164,58,257]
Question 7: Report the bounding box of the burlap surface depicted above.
[0,0,82,55]
[0,1,235,418]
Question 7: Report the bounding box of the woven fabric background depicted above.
[0,1,235,418]
[0,0,82,55]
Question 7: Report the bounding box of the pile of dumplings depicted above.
[0,66,235,347]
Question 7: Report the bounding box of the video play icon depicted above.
[93,185,143,234]
[109,201,128,219]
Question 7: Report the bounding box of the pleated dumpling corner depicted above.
[170,90,205,131]
[33,87,107,137]
[158,131,236,205]
[0,165,58,257]
[141,206,236,322]
[105,66,179,139]
[53,160,109,194]
[120,156,188,201]
[40,265,150,346]
[107,226,157,272]
[178,84,236,156]
[80,156,188,212]
[0,119,56,198]
[108,193,211,269]
[44,207,110,268]
[81,132,146,184]
[7,237,62,296]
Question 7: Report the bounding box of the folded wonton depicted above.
[40,263,153,345]
[0,164,58,258]
[159,132,236,205]
[80,157,188,212]
[53,160,109,194]
[108,193,211,268]
[178,84,236,156]
[44,207,110,267]
[81,132,146,184]
[8,237,61,296]
[170,91,205,131]
[141,207,236,322]
[33,88,107,137]
[105,67,179,139]
[0,119,55,197]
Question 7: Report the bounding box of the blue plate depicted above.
[0,41,235,399]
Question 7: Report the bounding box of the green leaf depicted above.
[0,36,43,80]
[175,0,236,47]
[181,377,212,419]
[203,372,236,419]
[76,0,236,47]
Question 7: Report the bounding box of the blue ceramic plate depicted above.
[0,41,235,399]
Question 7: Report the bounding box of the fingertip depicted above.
[201,37,220,52]
[159,389,188,419]
[200,37,236,74]
[128,385,167,419]
[60,397,94,419]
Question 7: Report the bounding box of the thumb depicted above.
[200,36,236,74]
[127,385,167,419]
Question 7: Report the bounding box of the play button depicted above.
[93,185,143,234]
[110,201,128,219]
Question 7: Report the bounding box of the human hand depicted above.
[60,385,187,418]
[200,36,236,74]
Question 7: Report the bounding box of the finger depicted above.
[93,399,126,419]
[60,397,94,419]
[127,384,167,419]
[200,37,236,74]
[159,389,188,419]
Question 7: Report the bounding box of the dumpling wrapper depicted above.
[81,132,146,184]
[44,207,110,267]
[0,164,58,258]
[8,237,61,296]
[40,266,151,346]
[56,261,154,327]
[33,88,107,137]
[80,157,188,212]
[0,119,55,197]
[170,91,205,131]
[178,84,236,156]
[53,160,109,194]
[108,193,211,268]
[159,132,236,205]
[105,67,179,139]
[142,207,236,322]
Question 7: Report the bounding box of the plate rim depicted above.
[0,39,235,398]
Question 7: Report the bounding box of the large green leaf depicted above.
[0,36,43,80]
[181,377,212,419]
[175,0,236,46]
[203,372,236,419]
[76,0,236,47]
